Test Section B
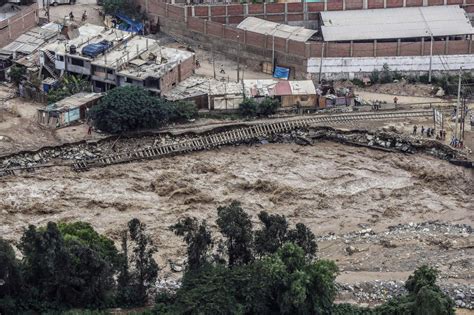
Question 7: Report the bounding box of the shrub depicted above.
[369,69,380,84]
[380,64,394,84]
[351,78,365,87]
[257,97,280,117]
[9,66,26,85]
[238,98,258,117]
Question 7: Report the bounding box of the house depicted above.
[37,92,102,128]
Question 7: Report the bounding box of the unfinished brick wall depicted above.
[0,4,37,48]
[160,55,195,94]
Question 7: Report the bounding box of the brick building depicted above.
[40,24,195,95]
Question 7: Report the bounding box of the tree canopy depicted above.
[89,86,197,134]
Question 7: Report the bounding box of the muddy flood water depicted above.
[1,141,472,286]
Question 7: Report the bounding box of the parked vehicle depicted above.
[50,0,73,6]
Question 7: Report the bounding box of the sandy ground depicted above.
[1,142,472,283]
[356,90,449,106]
[0,85,105,155]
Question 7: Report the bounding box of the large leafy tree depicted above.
[255,211,317,258]
[18,222,118,310]
[170,217,212,270]
[117,218,158,307]
[89,86,197,134]
[90,86,164,133]
[254,211,289,256]
[0,239,22,314]
[216,201,254,267]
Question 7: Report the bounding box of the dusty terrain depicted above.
[1,142,472,287]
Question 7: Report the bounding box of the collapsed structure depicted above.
[40,24,195,95]
[164,77,318,110]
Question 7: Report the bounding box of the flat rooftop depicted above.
[115,40,194,80]
[43,24,131,57]
[237,17,317,42]
[320,5,474,42]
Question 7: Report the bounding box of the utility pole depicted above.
[236,35,240,82]
[318,42,325,84]
[428,34,433,83]
[454,67,462,141]
[272,32,275,74]
[212,44,216,79]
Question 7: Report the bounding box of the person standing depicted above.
[421,126,425,136]
[413,125,417,135]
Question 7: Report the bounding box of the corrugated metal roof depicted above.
[320,5,474,42]
[1,25,58,55]
[237,17,317,42]
[288,80,317,95]
[274,81,292,95]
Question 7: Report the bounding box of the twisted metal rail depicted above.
[0,109,433,176]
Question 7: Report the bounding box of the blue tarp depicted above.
[81,40,113,58]
[273,66,290,80]
[116,13,144,34]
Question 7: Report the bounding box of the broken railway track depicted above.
[0,109,433,177]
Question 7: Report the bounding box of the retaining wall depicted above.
[0,4,38,48]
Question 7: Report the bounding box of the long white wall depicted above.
[308,54,474,79]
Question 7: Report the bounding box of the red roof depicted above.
[274,81,292,96]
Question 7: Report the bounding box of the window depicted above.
[107,68,113,74]
[126,77,133,83]
[57,55,64,61]
[71,58,84,67]
[300,96,309,101]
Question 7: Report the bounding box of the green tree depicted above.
[19,222,117,310]
[170,217,212,270]
[90,86,164,133]
[259,244,338,314]
[257,97,280,117]
[254,212,317,258]
[0,239,22,314]
[58,222,120,267]
[117,218,158,307]
[216,201,254,267]
[47,75,91,103]
[238,98,258,117]
[380,63,394,84]
[101,0,144,19]
[90,86,197,134]
[287,223,318,258]
[8,66,26,85]
[164,100,198,123]
[375,265,455,315]
[254,211,289,256]
[370,69,380,84]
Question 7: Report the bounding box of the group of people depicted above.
[69,10,87,22]
[412,125,437,138]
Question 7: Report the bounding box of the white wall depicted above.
[307,54,474,79]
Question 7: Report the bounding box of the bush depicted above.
[164,100,198,123]
[9,66,26,85]
[239,98,258,117]
[379,64,394,84]
[47,75,91,104]
[239,97,280,118]
[351,78,365,87]
[257,97,280,117]
[369,69,380,84]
